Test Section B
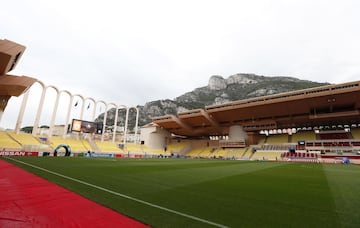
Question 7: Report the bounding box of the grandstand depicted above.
[291,130,316,142]
[351,128,360,139]
[165,140,190,155]
[7,132,42,145]
[212,148,227,158]
[49,136,91,153]
[265,134,290,144]
[0,131,21,150]
[95,140,123,153]
[251,151,283,161]
[186,147,205,157]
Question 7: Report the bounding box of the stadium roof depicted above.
[153,81,360,137]
[0,75,37,97]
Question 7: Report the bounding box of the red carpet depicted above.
[0,159,150,227]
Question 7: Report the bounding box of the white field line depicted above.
[5,157,228,228]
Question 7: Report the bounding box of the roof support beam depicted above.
[200,109,222,133]
[170,115,193,132]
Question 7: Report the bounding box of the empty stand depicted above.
[49,136,90,152]
[7,132,42,145]
[351,128,360,139]
[95,140,123,153]
[212,148,228,158]
[0,131,21,149]
[166,141,189,155]
[291,131,316,142]
[125,143,144,153]
[226,148,247,159]
[266,134,290,144]
[251,151,283,161]
[186,147,207,157]
[124,143,165,156]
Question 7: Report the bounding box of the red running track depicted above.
[0,159,150,227]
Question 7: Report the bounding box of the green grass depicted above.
[2,157,360,227]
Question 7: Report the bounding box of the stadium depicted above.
[1,39,360,227]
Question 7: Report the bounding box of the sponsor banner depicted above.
[85,153,115,158]
[0,151,39,156]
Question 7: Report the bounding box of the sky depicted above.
[1,0,360,129]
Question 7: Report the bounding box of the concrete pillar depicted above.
[112,107,119,143]
[123,107,129,144]
[32,86,46,136]
[14,92,29,133]
[48,89,60,136]
[134,107,139,143]
[63,91,73,138]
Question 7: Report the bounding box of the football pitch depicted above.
[3,157,360,228]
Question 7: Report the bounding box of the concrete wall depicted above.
[229,125,248,140]
[140,126,170,149]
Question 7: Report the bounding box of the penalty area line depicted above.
[4,157,228,228]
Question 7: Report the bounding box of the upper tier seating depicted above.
[266,134,289,144]
[351,128,360,139]
[291,131,316,142]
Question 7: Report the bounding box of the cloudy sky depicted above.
[1,0,360,129]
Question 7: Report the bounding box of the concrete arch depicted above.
[72,94,85,119]
[82,97,96,121]
[31,81,46,136]
[112,105,128,143]
[94,100,106,122]
[14,80,44,133]
[70,94,85,120]
[32,84,60,136]
[101,102,117,142]
[12,80,138,144]
[16,80,61,134]
[58,90,73,138]
[128,106,140,143]
[47,86,66,137]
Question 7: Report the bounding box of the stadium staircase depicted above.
[242,147,252,159]
[87,137,100,152]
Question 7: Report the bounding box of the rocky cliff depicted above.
[96,73,328,131]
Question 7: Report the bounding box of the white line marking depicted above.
[5,157,228,228]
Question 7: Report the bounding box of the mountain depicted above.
[95,73,328,131]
